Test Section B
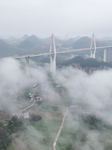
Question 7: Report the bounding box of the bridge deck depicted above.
[0,45,112,59]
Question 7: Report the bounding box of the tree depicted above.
[29,114,42,122]
[7,116,24,134]
[0,122,11,149]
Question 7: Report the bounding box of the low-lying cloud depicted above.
[1,58,112,149]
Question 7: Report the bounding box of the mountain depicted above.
[72,36,112,49]
[72,36,91,49]
[62,56,112,68]
[0,39,15,57]
[3,37,22,45]
[18,35,43,49]
[0,39,29,57]
[17,40,35,49]
[22,34,29,40]
[65,36,81,45]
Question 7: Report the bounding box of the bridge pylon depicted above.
[90,34,96,59]
[50,34,56,73]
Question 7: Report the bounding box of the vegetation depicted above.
[18,118,61,150]
[81,114,112,130]
[7,116,24,134]
[62,56,112,68]
[37,104,58,113]
[0,116,24,150]
[56,113,112,150]
[2,107,112,150]
[0,122,11,150]
[29,114,42,122]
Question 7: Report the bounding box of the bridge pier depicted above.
[50,53,56,73]
[90,34,96,59]
[50,34,56,73]
[104,49,107,62]
[90,50,96,59]
[25,57,30,75]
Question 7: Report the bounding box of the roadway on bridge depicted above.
[0,45,112,60]
[14,45,112,59]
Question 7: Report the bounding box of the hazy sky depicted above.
[0,0,112,38]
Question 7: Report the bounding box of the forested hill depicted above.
[62,56,112,68]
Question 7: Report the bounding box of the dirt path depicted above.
[53,107,69,150]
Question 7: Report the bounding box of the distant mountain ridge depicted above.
[62,56,112,68]
[72,36,91,49]
[0,39,16,57]
[65,36,81,45]
[18,35,43,49]
[0,34,112,58]
[72,36,112,49]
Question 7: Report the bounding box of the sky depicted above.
[0,0,112,38]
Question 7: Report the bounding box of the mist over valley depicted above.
[0,52,112,149]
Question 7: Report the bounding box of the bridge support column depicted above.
[25,57,30,75]
[90,51,96,59]
[50,34,56,73]
[90,34,96,59]
[50,53,56,73]
[104,49,107,62]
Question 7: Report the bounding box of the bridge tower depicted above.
[50,34,56,73]
[90,34,96,59]
[104,49,107,62]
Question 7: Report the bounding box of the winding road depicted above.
[18,94,36,118]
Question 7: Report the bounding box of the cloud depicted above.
[1,57,112,115]
[56,67,112,112]
[1,58,112,149]
[0,58,48,113]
